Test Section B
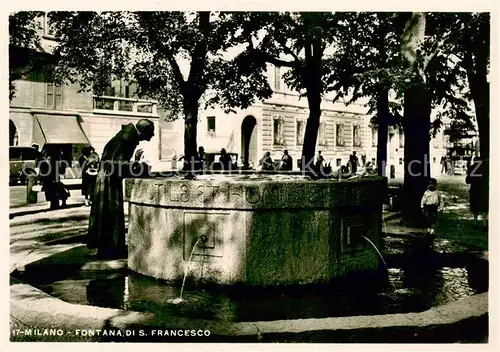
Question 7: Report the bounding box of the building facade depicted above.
[9,17,163,176]
[10,14,453,176]
[163,64,449,176]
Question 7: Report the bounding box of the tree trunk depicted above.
[400,12,432,226]
[376,89,389,177]
[181,12,209,172]
[473,82,489,161]
[468,76,489,208]
[402,84,431,226]
[301,94,321,171]
[300,42,322,171]
[182,97,199,171]
[466,55,489,162]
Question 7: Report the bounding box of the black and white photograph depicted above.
[7,6,494,345]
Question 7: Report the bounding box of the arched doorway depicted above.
[9,120,19,146]
[241,115,257,168]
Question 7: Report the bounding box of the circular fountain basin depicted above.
[20,235,488,323]
[124,174,386,285]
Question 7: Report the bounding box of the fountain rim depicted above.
[10,272,488,341]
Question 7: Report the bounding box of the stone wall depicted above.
[125,176,386,286]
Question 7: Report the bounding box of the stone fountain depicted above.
[124,173,387,286]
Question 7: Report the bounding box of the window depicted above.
[274,65,281,91]
[399,128,404,148]
[336,122,344,146]
[353,124,361,147]
[336,158,342,167]
[273,116,284,146]
[296,119,305,146]
[371,127,377,147]
[371,158,376,165]
[318,122,327,146]
[46,83,63,109]
[207,116,216,132]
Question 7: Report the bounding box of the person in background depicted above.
[79,147,89,168]
[349,151,360,174]
[87,119,155,259]
[440,155,447,174]
[279,150,293,171]
[79,147,90,205]
[31,144,43,166]
[80,146,100,207]
[466,156,488,228]
[260,151,274,171]
[219,148,232,171]
[196,146,206,170]
[362,161,376,176]
[56,180,71,208]
[39,149,65,210]
[361,153,367,167]
[315,151,325,172]
[340,163,352,179]
[421,178,444,235]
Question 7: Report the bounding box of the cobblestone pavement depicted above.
[10,201,129,274]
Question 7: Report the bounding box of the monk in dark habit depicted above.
[87,119,155,258]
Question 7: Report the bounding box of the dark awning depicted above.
[32,113,90,145]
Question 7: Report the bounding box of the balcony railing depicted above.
[93,95,158,115]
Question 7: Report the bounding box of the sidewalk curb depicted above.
[382,212,402,222]
[10,282,488,342]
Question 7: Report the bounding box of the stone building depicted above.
[10,13,452,176]
[9,15,162,176]
[164,64,450,176]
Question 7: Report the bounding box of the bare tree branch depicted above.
[276,37,301,63]
[165,52,186,91]
[263,53,296,68]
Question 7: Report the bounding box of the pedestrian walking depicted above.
[87,119,155,259]
[39,149,67,210]
[80,146,99,206]
[440,155,447,174]
[420,178,444,235]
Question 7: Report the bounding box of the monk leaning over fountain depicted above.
[87,119,155,259]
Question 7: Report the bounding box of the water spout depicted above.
[361,235,389,274]
[169,235,207,305]
[122,275,130,310]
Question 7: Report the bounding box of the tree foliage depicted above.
[48,11,274,161]
[9,11,44,100]
[428,12,490,159]
[228,12,348,166]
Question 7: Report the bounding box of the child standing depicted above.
[421,178,444,235]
